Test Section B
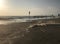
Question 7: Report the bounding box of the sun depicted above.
[0,0,5,10]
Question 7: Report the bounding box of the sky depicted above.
[0,0,60,16]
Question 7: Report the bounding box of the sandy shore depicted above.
[0,18,60,44]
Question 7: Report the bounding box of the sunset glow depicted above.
[0,0,6,10]
[0,0,60,16]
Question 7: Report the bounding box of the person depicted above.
[29,11,30,15]
[29,11,30,20]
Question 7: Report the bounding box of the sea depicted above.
[0,16,58,25]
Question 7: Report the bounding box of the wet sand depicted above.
[0,18,60,44]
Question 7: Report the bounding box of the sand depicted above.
[0,18,60,44]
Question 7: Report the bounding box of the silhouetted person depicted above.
[29,11,31,21]
[29,11,30,15]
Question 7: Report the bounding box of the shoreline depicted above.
[0,18,60,44]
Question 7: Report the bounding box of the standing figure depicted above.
[29,11,30,16]
[29,11,31,20]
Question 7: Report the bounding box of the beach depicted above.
[0,0,60,44]
[0,18,60,44]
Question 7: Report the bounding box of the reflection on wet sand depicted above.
[0,16,60,44]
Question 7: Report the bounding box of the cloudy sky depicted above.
[0,0,60,16]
